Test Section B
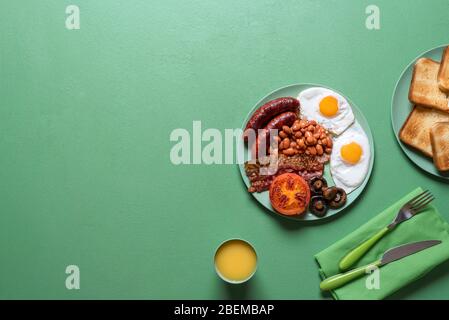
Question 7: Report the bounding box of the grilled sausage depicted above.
[244,97,300,142]
[252,112,298,159]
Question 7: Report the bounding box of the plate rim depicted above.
[390,43,449,180]
[238,82,375,222]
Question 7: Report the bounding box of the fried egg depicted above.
[298,87,355,135]
[330,123,371,194]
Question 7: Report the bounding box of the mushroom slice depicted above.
[329,188,347,209]
[310,196,329,217]
[309,177,328,195]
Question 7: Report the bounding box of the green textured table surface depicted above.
[1,0,449,299]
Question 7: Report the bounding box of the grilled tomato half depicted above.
[269,173,311,216]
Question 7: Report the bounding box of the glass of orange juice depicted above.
[214,239,258,284]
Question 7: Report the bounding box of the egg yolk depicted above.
[319,96,339,117]
[341,142,363,164]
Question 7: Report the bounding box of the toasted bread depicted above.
[430,122,449,172]
[409,58,449,113]
[438,46,449,94]
[399,105,449,157]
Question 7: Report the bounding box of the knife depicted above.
[338,190,434,271]
[320,240,441,291]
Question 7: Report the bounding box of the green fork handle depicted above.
[320,260,382,291]
[339,226,390,271]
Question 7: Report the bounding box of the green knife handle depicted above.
[320,260,382,291]
[339,226,389,271]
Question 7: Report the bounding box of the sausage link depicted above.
[251,112,298,159]
[244,97,300,142]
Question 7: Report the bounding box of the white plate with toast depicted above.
[392,44,449,179]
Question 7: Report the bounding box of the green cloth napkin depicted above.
[315,187,449,300]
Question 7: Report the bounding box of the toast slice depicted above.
[409,58,449,113]
[430,122,449,172]
[438,46,449,94]
[399,105,449,157]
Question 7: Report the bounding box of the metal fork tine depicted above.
[411,196,435,214]
[412,198,434,214]
[410,193,433,210]
[405,190,430,207]
[410,196,433,212]
[410,190,430,202]
[389,190,435,228]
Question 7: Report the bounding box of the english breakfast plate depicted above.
[238,83,375,221]
[391,44,449,180]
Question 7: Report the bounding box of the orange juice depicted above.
[214,239,257,283]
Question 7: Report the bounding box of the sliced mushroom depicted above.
[322,186,338,201]
[309,177,328,195]
[329,188,347,209]
[310,196,329,217]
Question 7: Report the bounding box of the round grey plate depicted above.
[391,44,449,180]
[238,83,375,221]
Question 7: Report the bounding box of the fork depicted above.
[338,190,434,271]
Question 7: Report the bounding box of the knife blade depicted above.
[380,240,441,265]
[320,240,442,291]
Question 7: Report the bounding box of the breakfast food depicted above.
[327,187,347,209]
[269,173,311,216]
[430,122,449,172]
[399,105,449,157]
[214,239,257,283]
[309,176,328,194]
[252,111,298,158]
[307,178,347,217]
[245,154,325,193]
[298,87,355,135]
[438,46,449,93]
[330,122,371,194]
[408,58,449,113]
[276,119,333,158]
[399,47,449,173]
[243,87,370,219]
[309,196,328,217]
[243,97,300,142]
[322,186,338,200]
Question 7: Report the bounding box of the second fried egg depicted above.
[330,122,371,194]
